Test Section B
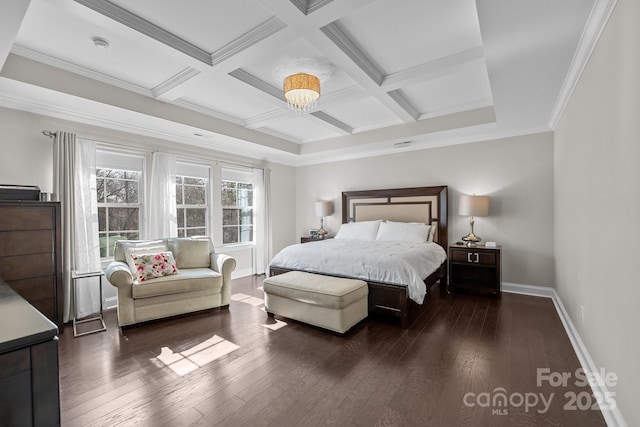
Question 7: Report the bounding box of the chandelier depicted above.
[283,73,320,113]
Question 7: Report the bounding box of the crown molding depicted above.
[244,109,290,129]
[417,97,494,121]
[211,16,287,67]
[308,0,335,15]
[293,125,552,167]
[320,22,384,86]
[387,89,419,121]
[152,67,201,98]
[310,111,353,134]
[171,99,245,126]
[548,0,617,129]
[73,0,212,66]
[290,0,308,15]
[10,45,152,97]
[244,85,365,129]
[0,90,300,166]
[228,68,282,100]
[290,0,334,16]
[381,47,485,91]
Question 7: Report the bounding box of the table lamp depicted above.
[459,194,489,247]
[314,201,333,238]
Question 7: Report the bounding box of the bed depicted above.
[268,186,448,328]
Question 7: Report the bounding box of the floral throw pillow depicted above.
[130,251,179,282]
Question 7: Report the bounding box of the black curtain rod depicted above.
[42,130,57,137]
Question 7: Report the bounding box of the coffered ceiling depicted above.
[0,0,613,165]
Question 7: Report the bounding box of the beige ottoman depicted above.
[263,271,368,334]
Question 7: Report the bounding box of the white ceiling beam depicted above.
[152,67,201,100]
[310,111,353,134]
[73,0,212,65]
[0,0,32,69]
[261,0,417,123]
[229,69,352,135]
[244,85,364,129]
[210,16,287,67]
[152,26,297,102]
[381,47,486,91]
[275,0,374,27]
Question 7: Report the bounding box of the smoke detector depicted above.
[92,37,110,50]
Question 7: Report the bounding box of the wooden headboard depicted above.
[341,186,448,250]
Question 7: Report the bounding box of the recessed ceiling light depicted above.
[92,37,110,50]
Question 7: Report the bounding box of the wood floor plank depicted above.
[56,275,606,427]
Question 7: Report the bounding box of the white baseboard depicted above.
[502,281,556,298]
[231,268,253,279]
[104,296,118,311]
[503,282,627,427]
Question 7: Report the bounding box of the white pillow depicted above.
[173,239,210,269]
[376,221,431,243]
[427,224,436,242]
[334,220,382,241]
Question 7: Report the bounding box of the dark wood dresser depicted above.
[0,201,63,330]
[0,280,60,426]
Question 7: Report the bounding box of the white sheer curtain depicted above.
[253,168,272,274]
[53,133,101,322]
[73,139,101,318]
[148,152,177,239]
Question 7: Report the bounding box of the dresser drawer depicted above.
[450,249,496,266]
[7,276,56,303]
[0,254,54,281]
[0,206,54,231]
[0,230,54,257]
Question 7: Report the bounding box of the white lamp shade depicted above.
[459,195,489,217]
[314,201,333,217]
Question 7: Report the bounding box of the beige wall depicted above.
[296,132,555,287]
[0,107,297,303]
[554,0,639,424]
[0,107,296,255]
[0,108,55,193]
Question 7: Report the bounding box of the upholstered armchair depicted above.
[106,237,236,327]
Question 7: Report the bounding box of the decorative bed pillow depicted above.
[127,251,179,282]
[427,224,436,242]
[334,220,382,241]
[376,221,431,243]
[173,239,210,269]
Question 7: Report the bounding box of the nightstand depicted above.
[448,244,501,295]
[300,236,333,243]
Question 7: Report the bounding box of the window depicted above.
[176,175,208,237]
[221,177,253,245]
[97,168,142,257]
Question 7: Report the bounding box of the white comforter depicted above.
[268,239,447,304]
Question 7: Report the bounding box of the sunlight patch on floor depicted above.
[151,335,239,377]
[231,292,265,307]
[262,318,288,331]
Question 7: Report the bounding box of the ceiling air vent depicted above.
[393,141,411,149]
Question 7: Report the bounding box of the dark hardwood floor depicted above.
[58,276,606,427]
